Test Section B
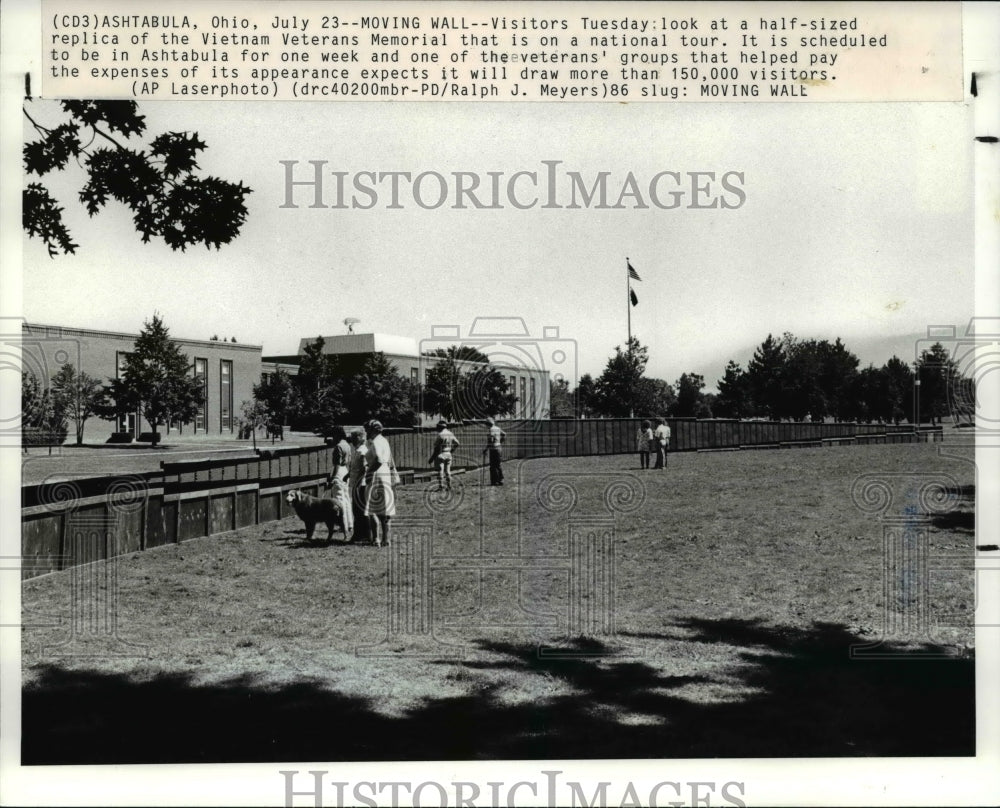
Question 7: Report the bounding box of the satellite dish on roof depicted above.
[344,317,361,334]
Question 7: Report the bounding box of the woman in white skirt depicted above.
[329,425,353,535]
[363,419,398,547]
[347,428,370,542]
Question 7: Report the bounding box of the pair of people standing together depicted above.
[428,417,506,490]
[330,420,397,547]
[637,417,671,469]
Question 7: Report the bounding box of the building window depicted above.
[520,377,527,418]
[530,377,536,418]
[410,367,419,385]
[194,358,208,432]
[115,351,137,434]
[220,359,233,433]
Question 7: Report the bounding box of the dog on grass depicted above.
[285,489,346,542]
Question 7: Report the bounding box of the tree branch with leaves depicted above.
[23,99,252,256]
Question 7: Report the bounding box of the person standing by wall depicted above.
[637,419,653,469]
[364,419,398,547]
[653,417,671,469]
[329,425,353,536]
[347,428,370,543]
[483,417,506,486]
[429,420,460,491]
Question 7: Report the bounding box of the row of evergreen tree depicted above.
[550,333,970,425]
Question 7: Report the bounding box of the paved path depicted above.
[20,434,328,484]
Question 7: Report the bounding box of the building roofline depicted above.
[23,322,263,352]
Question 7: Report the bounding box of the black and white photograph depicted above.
[2,1,999,805]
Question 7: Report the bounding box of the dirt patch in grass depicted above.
[21,443,976,762]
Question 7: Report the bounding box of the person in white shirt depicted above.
[347,429,370,542]
[329,425,352,535]
[653,418,671,469]
[483,417,506,486]
[637,419,654,469]
[429,420,460,491]
[363,420,398,547]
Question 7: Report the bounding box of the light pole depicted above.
[913,362,922,434]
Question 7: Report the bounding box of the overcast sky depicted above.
[22,99,974,388]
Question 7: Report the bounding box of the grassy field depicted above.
[21,443,977,762]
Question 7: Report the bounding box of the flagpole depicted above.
[626,256,632,349]
[626,256,633,417]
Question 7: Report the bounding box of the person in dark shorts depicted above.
[483,417,506,486]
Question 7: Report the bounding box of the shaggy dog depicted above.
[285,489,345,542]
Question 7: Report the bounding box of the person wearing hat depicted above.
[483,417,506,486]
[429,420,460,492]
[363,419,398,547]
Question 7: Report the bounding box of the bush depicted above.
[107,432,135,444]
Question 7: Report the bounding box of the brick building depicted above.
[22,322,261,443]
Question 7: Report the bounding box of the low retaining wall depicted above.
[21,421,941,579]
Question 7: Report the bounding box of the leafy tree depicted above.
[342,352,419,426]
[594,337,648,417]
[575,373,599,418]
[880,357,912,424]
[745,334,786,419]
[916,342,961,425]
[253,369,294,442]
[632,377,676,418]
[101,314,204,447]
[21,371,68,448]
[672,373,707,418]
[49,363,108,445]
[698,392,716,419]
[817,338,860,421]
[291,337,344,435]
[714,361,749,418]
[549,377,575,418]
[23,99,252,256]
[240,399,268,450]
[781,338,827,421]
[848,365,882,423]
[425,345,491,363]
[423,350,466,421]
[761,336,859,422]
[464,364,517,420]
[423,347,515,420]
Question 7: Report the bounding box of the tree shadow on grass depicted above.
[931,483,975,534]
[22,618,973,764]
